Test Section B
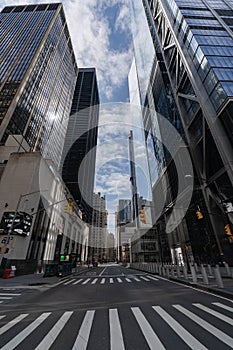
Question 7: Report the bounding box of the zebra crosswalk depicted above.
[0,291,22,304]
[57,274,159,287]
[0,301,232,349]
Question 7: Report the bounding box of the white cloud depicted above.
[0,0,133,101]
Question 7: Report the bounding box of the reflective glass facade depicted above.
[0,4,78,169]
[61,68,100,223]
[143,0,233,264]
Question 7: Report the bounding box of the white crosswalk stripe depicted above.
[131,307,165,349]
[64,279,76,285]
[35,312,73,350]
[174,304,233,348]
[0,302,232,349]
[212,302,233,313]
[109,309,125,350]
[82,278,91,285]
[193,303,233,325]
[0,289,23,304]
[153,306,207,350]
[0,313,50,350]
[58,275,159,286]
[140,276,150,281]
[73,279,83,285]
[0,314,28,335]
[72,310,95,350]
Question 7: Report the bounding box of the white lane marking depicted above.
[56,278,70,285]
[91,278,98,285]
[35,312,73,350]
[0,293,21,296]
[131,307,165,350]
[64,279,76,285]
[99,267,107,276]
[146,276,159,281]
[193,303,233,326]
[72,310,95,350]
[82,279,91,285]
[133,277,141,282]
[110,278,114,284]
[109,309,125,350]
[153,306,207,350]
[73,279,83,285]
[0,316,5,320]
[212,302,233,313]
[174,305,233,348]
[0,297,12,300]
[0,301,3,304]
[125,278,131,283]
[0,313,51,350]
[101,278,106,284]
[117,278,123,283]
[0,314,28,336]
[140,276,150,282]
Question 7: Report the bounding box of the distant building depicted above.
[0,3,78,170]
[105,233,115,262]
[61,68,100,223]
[89,192,108,261]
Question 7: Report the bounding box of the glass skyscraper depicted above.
[0,3,78,169]
[61,68,100,224]
[131,0,233,264]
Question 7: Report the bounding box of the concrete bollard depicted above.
[171,265,175,277]
[194,262,198,273]
[207,264,213,276]
[214,265,224,288]
[201,264,209,285]
[166,266,170,278]
[223,262,231,277]
[162,266,166,276]
[177,265,181,278]
[183,265,188,280]
[190,265,197,283]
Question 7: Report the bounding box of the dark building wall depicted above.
[61,68,100,223]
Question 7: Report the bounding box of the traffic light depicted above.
[139,209,146,223]
[196,210,203,219]
[224,224,232,236]
[65,199,73,215]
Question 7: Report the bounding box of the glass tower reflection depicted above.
[0,3,78,169]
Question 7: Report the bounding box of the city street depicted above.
[0,264,233,349]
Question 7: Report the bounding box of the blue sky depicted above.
[0,0,151,234]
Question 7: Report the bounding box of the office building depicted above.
[130,0,233,265]
[0,3,78,169]
[88,192,108,262]
[61,68,99,223]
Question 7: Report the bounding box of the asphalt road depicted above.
[0,264,233,349]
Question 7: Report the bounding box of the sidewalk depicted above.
[163,275,233,299]
[0,266,88,288]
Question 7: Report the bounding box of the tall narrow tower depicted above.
[129,130,139,228]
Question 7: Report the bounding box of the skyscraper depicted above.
[61,68,100,223]
[0,3,78,169]
[131,0,233,264]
